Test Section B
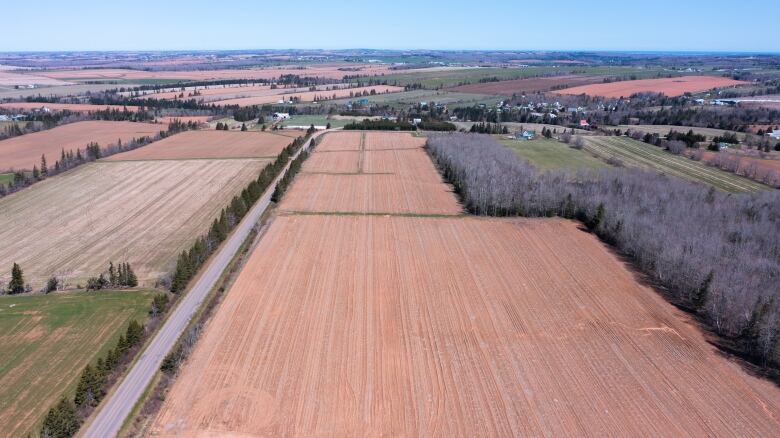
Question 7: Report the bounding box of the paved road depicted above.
[83,130,326,438]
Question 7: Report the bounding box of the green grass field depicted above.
[583,136,770,192]
[279,115,350,128]
[0,173,13,186]
[500,138,609,172]
[0,290,155,437]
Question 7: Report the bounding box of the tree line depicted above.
[427,133,780,371]
[85,261,138,290]
[169,134,310,293]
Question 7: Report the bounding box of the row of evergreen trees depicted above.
[85,262,138,290]
[272,147,311,202]
[469,122,509,134]
[40,318,146,437]
[169,134,310,293]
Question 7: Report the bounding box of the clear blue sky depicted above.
[2,0,777,53]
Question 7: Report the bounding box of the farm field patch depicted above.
[281,131,461,215]
[500,138,609,171]
[555,75,746,98]
[104,130,294,161]
[278,114,350,128]
[0,290,155,437]
[212,85,403,107]
[151,215,780,437]
[0,158,268,289]
[0,102,139,113]
[448,74,605,95]
[583,136,769,192]
[325,89,501,108]
[0,121,161,171]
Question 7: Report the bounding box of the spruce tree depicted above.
[108,262,117,287]
[126,263,138,287]
[41,154,48,176]
[9,262,24,294]
[40,397,79,438]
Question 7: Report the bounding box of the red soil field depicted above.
[281,131,461,215]
[151,216,780,437]
[448,75,605,95]
[0,120,161,171]
[0,102,139,112]
[554,75,746,98]
[104,130,295,161]
[137,84,351,103]
[212,85,404,107]
[316,131,362,151]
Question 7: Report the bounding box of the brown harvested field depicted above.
[281,131,461,215]
[448,75,605,95]
[212,85,404,107]
[151,215,780,437]
[0,120,161,171]
[0,102,139,113]
[0,158,269,289]
[104,130,295,161]
[554,75,746,98]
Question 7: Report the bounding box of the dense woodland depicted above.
[427,133,780,370]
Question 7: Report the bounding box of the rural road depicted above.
[83,129,327,438]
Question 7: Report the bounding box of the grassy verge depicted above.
[499,138,608,172]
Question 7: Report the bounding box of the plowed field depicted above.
[104,130,294,161]
[151,130,780,437]
[0,121,161,171]
[281,131,461,214]
[152,216,780,437]
[555,75,745,97]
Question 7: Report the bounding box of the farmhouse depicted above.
[515,130,536,140]
[272,112,290,120]
[579,119,590,127]
[768,130,780,140]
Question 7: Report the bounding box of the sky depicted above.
[1,0,778,53]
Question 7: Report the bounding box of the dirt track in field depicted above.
[104,130,295,161]
[151,131,780,437]
[554,75,746,98]
[0,120,162,171]
[0,159,268,289]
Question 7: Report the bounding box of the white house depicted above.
[768,130,780,140]
[272,112,290,120]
